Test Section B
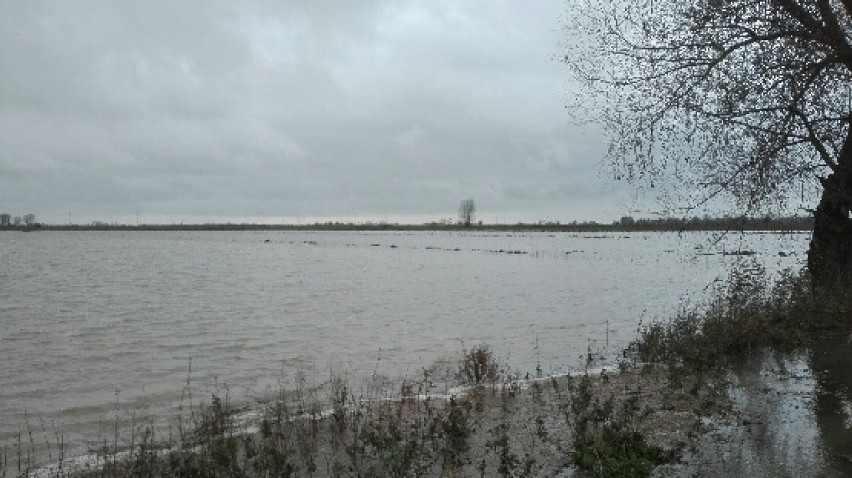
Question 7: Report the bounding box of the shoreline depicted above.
[17,344,852,477]
[27,362,721,477]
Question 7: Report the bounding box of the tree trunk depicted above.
[808,170,852,290]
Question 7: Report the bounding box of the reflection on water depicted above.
[672,338,852,477]
[811,334,852,476]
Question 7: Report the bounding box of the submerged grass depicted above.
[9,344,711,477]
[51,358,726,476]
[7,348,532,477]
[630,260,851,376]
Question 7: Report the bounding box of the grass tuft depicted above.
[459,344,500,385]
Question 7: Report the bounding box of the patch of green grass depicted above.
[436,397,472,471]
[567,374,677,478]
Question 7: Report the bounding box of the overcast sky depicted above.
[1,1,641,225]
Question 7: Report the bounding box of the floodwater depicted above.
[663,339,852,477]
[0,229,810,466]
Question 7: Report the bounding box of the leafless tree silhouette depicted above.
[458,199,476,227]
[565,0,852,288]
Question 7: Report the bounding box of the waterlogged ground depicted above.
[667,341,852,477]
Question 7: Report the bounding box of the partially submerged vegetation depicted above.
[4,352,720,477]
[6,261,850,477]
[631,261,849,376]
[584,261,852,476]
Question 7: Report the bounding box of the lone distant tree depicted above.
[23,213,35,226]
[564,0,852,289]
[458,198,476,226]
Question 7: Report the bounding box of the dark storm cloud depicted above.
[0,1,628,224]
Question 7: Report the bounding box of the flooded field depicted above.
[0,229,809,465]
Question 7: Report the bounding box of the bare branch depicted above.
[563,0,852,213]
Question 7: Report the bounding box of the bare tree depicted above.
[12,216,21,226]
[564,0,852,288]
[23,213,35,226]
[458,198,476,226]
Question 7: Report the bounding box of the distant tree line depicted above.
[0,213,37,227]
[30,215,813,233]
[612,215,813,232]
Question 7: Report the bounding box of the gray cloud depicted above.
[0,0,632,224]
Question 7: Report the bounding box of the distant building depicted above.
[0,214,10,226]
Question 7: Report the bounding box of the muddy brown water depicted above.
[0,230,809,467]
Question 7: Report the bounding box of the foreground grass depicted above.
[4,347,724,478]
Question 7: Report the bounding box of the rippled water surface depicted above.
[0,229,808,462]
